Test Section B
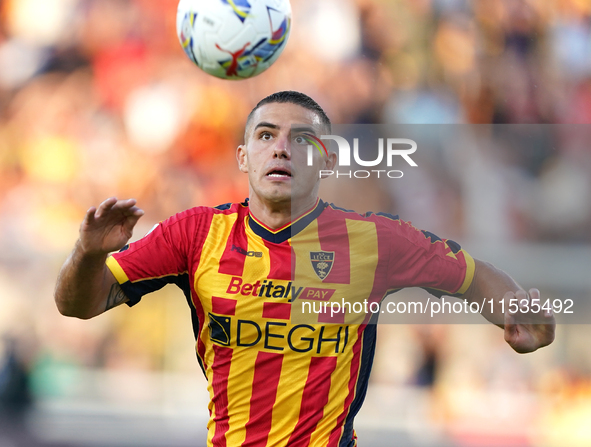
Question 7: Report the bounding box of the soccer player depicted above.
[54,91,555,446]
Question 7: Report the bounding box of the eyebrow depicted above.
[254,122,279,131]
[253,123,318,136]
[292,126,317,135]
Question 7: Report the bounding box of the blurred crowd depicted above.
[0,0,590,249]
[0,0,590,445]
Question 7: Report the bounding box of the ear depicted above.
[324,151,337,171]
[237,145,248,173]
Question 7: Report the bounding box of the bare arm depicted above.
[54,198,144,319]
[462,259,555,353]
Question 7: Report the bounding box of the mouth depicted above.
[266,168,292,179]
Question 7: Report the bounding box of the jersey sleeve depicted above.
[384,219,475,297]
[105,212,194,307]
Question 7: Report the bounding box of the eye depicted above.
[293,135,307,145]
[260,131,273,140]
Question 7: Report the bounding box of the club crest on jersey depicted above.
[310,251,335,281]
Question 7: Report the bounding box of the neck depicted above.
[248,195,319,230]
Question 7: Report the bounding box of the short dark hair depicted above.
[245,91,331,137]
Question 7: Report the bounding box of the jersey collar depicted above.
[248,199,326,244]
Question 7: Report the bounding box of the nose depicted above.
[273,134,291,159]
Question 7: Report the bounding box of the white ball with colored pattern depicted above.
[176,0,292,80]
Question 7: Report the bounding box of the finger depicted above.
[116,198,137,208]
[110,198,140,214]
[515,289,528,314]
[126,211,144,229]
[97,198,139,220]
[121,211,144,237]
[544,297,554,319]
[503,290,515,323]
[504,314,518,345]
[528,288,540,312]
[84,206,97,224]
[529,288,543,321]
[122,205,144,216]
[122,207,145,224]
[527,288,555,322]
[95,197,117,218]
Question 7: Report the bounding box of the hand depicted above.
[503,288,555,353]
[79,197,144,256]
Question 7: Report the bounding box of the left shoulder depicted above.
[320,201,452,246]
[321,201,401,223]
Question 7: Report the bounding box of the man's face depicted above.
[237,102,335,209]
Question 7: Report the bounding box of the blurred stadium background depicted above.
[1,0,591,446]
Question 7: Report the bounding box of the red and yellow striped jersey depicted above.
[106,199,474,447]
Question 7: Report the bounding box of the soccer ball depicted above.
[176,0,292,80]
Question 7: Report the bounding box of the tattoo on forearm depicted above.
[106,283,128,311]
